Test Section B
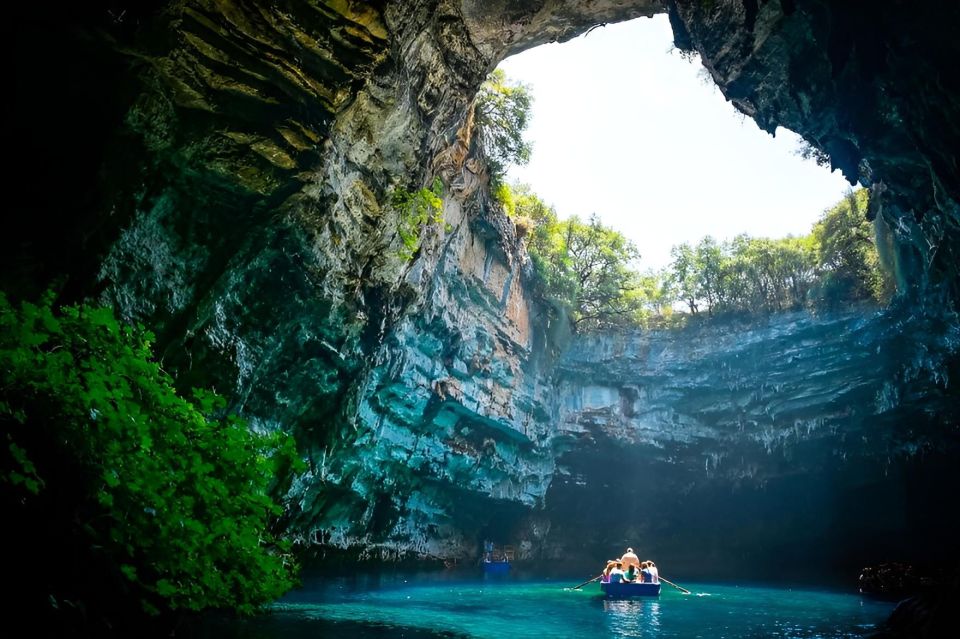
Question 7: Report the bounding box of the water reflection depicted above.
[602,599,662,636]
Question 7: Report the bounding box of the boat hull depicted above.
[600,581,661,598]
[483,561,510,574]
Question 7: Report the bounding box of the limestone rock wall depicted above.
[289,193,564,560]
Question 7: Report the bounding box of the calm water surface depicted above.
[205,572,894,639]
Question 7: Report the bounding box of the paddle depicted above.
[571,574,603,590]
[659,576,692,594]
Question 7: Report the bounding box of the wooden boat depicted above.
[600,580,661,598]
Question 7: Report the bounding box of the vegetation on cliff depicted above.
[0,294,301,630]
[667,189,895,317]
[496,181,893,331]
[391,177,445,260]
[473,69,533,184]
[494,182,653,329]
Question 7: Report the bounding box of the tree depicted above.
[663,188,890,319]
[669,243,699,315]
[473,69,533,183]
[695,236,726,314]
[779,235,818,307]
[1,294,301,632]
[811,189,885,306]
[635,269,680,327]
[522,209,644,331]
[722,234,755,310]
[564,215,643,330]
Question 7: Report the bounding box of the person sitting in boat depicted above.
[623,562,640,583]
[620,547,640,571]
[601,560,618,583]
[608,562,625,583]
[647,560,660,584]
[639,561,653,583]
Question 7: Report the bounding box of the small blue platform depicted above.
[482,560,511,574]
[600,581,661,598]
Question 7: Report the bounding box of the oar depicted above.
[571,574,603,590]
[659,576,692,594]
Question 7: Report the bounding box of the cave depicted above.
[5,0,960,635]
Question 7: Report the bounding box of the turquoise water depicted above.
[208,573,895,639]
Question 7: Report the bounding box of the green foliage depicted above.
[391,177,444,260]
[491,182,680,331]
[669,242,700,314]
[811,189,893,306]
[500,181,891,331]
[668,233,821,316]
[561,215,645,330]
[493,181,517,218]
[511,189,644,330]
[795,139,833,168]
[473,69,533,183]
[0,293,301,627]
[666,189,893,317]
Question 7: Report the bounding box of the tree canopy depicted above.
[496,183,895,332]
[664,189,894,318]
[473,69,533,183]
[669,233,819,316]
[495,184,657,331]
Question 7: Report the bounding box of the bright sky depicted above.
[499,15,852,270]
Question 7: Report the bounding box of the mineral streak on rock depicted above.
[6,1,960,572]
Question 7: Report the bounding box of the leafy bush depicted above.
[391,177,444,260]
[1,293,301,630]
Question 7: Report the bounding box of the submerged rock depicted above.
[859,563,943,600]
[868,580,959,639]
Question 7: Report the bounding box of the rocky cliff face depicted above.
[285,193,564,559]
[6,1,960,574]
[542,309,960,579]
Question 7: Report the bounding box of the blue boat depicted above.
[600,581,661,598]
[481,541,514,574]
[482,560,511,574]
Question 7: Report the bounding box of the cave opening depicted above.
[498,15,853,271]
